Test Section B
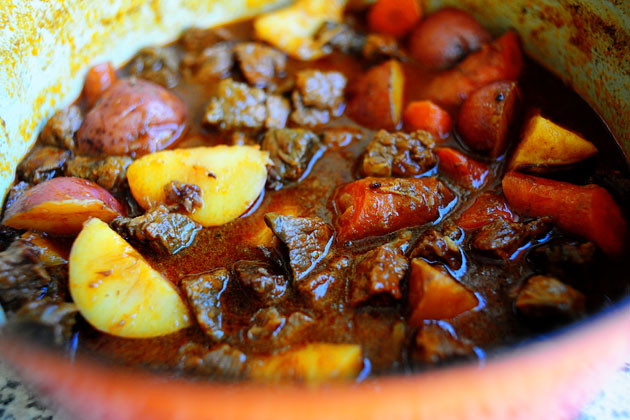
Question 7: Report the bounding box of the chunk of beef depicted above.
[163,180,203,213]
[261,128,323,189]
[350,232,411,306]
[413,323,474,364]
[290,91,332,128]
[315,21,365,55]
[362,34,403,61]
[17,146,70,185]
[532,240,597,272]
[516,275,585,319]
[110,205,201,255]
[40,105,82,150]
[234,43,286,88]
[65,156,133,191]
[322,126,363,149]
[362,130,437,177]
[182,42,234,82]
[233,261,287,305]
[471,217,552,259]
[3,181,30,212]
[295,70,346,113]
[128,46,180,88]
[180,268,230,341]
[411,224,462,269]
[180,27,234,52]
[14,298,77,344]
[178,342,247,378]
[297,255,350,310]
[246,307,313,351]
[202,79,288,131]
[264,213,334,280]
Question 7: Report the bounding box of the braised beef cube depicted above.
[180,27,233,52]
[233,261,287,304]
[411,226,462,270]
[290,91,331,128]
[413,323,474,364]
[297,255,350,310]
[350,232,411,306]
[234,42,286,88]
[362,34,403,61]
[180,268,230,341]
[321,126,363,149]
[14,298,77,344]
[472,217,552,259]
[314,21,365,55]
[40,105,82,150]
[533,240,597,267]
[516,275,585,319]
[247,307,313,350]
[128,46,180,88]
[362,130,437,177]
[178,342,247,378]
[3,181,30,212]
[295,70,346,113]
[65,156,133,191]
[264,213,334,280]
[163,180,203,213]
[17,146,70,185]
[111,205,201,255]
[261,128,323,189]
[265,95,291,129]
[182,42,234,82]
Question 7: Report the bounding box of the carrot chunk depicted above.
[403,100,452,138]
[502,172,627,256]
[83,62,117,108]
[457,193,514,230]
[435,147,489,188]
[368,0,422,38]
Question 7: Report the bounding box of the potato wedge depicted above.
[249,343,363,384]
[254,0,347,60]
[69,218,190,338]
[127,145,270,227]
[508,114,598,171]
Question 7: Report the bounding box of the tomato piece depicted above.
[403,100,452,138]
[368,0,422,38]
[457,193,514,230]
[435,147,489,189]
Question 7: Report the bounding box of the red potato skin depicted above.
[77,79,187,157]
[502,172,627,256]
[435,147,489,188]
[83,62,117,109]
[457,193,514,230]
[426,31,523,107]
[458,81,520,157]
[334,177,455,243]
[409,7,491,70]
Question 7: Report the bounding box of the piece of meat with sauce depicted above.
[65,156,133,192]
[110,205,201,255]
[3,181,30,213]
[233,261,288,305]
[290,91,332,128]
[350,232,411,306]
[234,42,286,88]
[297,255,350,310]
[516,275,585,319]
[13,298,77,345]
[471,217,552,259]
[335,177,455,242]
[264,213,334,280]
[181,42,235,82]
[294,70,346,113]
[17,146,70,185]
[246,307,314,351]
[362,33,403,61]
[128,46,180,88]
[178,342,247,378]
[531,240,597,280]
[413,322,475,364]
[411,223,463,269]
[261,128,323,189]
[163,180,203,213]
[362,130,437,177]
[40,105,83,151]
[315,21,402,61]
[180,268,230,342]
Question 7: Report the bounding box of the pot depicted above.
[0,1,629,419]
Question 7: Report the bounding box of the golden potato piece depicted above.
[127,145,270,227]
[69,218,190,338]
[254,0,347,60]
[250,343,363,384]
[508,114,598,171]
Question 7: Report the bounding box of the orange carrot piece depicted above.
[436,147,489,188]
[368,0,422,38]
[403,100,452,138]
[457,193,514,230]
[502,172,627,256]
[83,62,117,108]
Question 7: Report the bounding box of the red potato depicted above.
[456,193,514,230]
[403,101,452,138]
[367,0,422,38]
[502,172,627,256]
[346,60,404,131]
[408,258,478,325]
[2,177,124,235]
[83,62,117,108]
[435,147,489,188]
[457,81,520,157]
[76,79,187,157]
[408,7,491,70]
[334,177,455,243]
[426,31,523,107]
